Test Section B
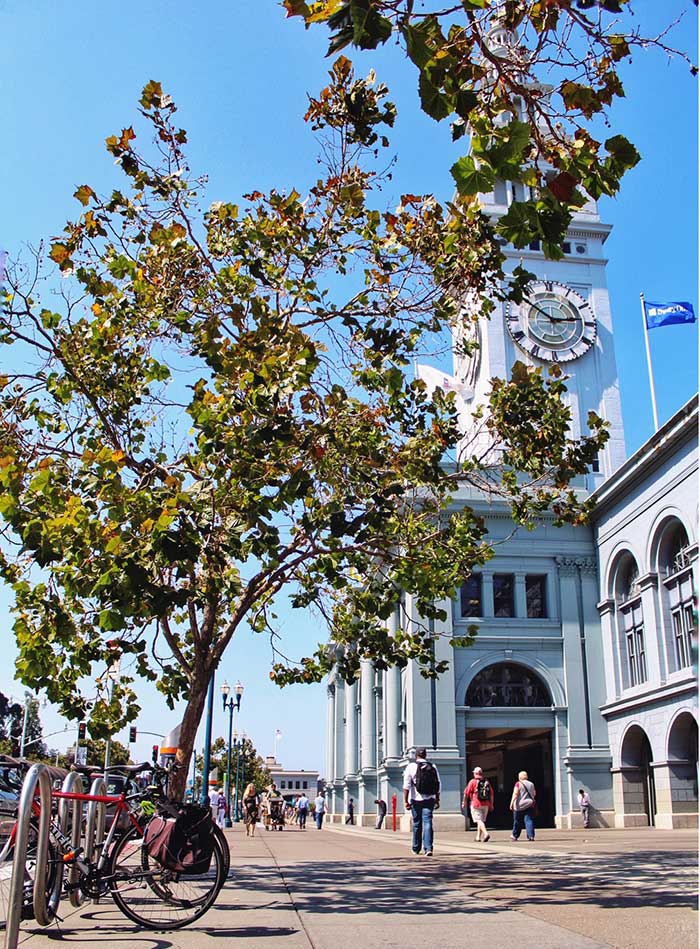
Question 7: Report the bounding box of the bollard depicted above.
[5,763,52,948]
[391,793,397,832]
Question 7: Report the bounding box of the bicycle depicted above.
[0,759,229,931]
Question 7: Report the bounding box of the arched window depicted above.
[466,663,551,707]
[614,553,647,688]
[657,520,695,671]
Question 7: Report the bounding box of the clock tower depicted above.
[455,181,626,480]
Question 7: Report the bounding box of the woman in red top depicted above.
[462,766,495,842]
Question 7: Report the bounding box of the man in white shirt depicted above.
[314,793,326,830]
[403,747,440,855]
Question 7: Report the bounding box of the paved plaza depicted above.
[15,823,698,949]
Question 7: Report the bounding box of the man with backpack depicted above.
[462,766,494,842]
[403,747,440,856]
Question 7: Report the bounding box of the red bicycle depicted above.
[0,759,228,931]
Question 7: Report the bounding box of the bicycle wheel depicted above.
[108,825,225,930]
[0,820,59,930]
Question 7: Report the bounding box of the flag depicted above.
[643,300,696,330]
[415,363,473,400]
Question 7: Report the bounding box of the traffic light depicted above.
[129,726,137,743]
[152,744,159,763]
[78,722,86,741]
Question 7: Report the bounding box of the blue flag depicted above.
[644,300,696,330]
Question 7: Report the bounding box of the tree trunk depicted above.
[171,676,210,799]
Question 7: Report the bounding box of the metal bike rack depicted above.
[58,771,85,909]
[4,763,52,949]
[84,776,106,885]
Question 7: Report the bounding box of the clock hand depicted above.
[525,298,574,323]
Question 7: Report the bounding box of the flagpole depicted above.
[640,292,659,433]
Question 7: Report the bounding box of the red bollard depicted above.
[391,793,397,831]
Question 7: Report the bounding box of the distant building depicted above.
[264,756,319,801]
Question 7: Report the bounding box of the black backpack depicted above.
[476,778,491,802]
[143,802,215,875]
[414,760,440,795]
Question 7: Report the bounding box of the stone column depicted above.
[514,571,527,618]
[332,678,345,819]
[481,572,495,617]
[326,683,336,793]
[556,558,589,748]
[344,680,358,777]
[384,610,402,762]
[597,597,620,701]
[360,661,376,771]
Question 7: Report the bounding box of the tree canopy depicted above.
[1,50,615,786]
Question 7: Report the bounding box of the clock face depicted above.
[506,282,596,362]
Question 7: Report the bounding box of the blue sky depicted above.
[1,1,697,773]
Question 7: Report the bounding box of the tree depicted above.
[56,737,131,769]
[0,691,46,758]
[0,68,605,795]
[206,735,271,795]
[285,1,694,284]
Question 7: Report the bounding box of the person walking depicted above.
[375,798,387,830]
[242,782,260,837]
[345,797,355,825]
[510,770,536,841]
[297,792,310,829]
[208,784,219,822]
[578,788,591,829]
[403,746,440,856]
[216,788,227,829]
[462,766,494,842]
[314,792,326,829]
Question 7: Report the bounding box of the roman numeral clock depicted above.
[505,282,596,363]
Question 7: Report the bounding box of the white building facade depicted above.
[593,398,698,829]
[324,183,698,831]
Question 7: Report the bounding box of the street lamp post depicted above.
[221,680,244,828]
[234,731,247,822]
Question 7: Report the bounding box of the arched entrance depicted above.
[465,663,555,828]
[667,712,699,825]
[620,725,656,826]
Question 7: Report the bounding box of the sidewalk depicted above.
[13,822,698,949]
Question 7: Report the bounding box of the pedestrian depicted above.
[510,770,536,841]
[208,784,219,822]
[345,797,355,825]
[375,798,387,830]
[297,792,309,829]
[403,746,441,856]
[314,792,326,829]
[462,766,494,842]
[216,787,227,829]
[242,782,260,837]
[578,788,591,829]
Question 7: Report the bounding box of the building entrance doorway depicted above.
[466,727,555,828]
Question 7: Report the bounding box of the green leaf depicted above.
[418,71,453,121]
[450,156,494,196]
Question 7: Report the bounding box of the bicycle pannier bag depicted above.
[143,802,215,875]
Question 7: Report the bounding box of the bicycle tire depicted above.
[107,824,225,930]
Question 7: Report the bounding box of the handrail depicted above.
[58,771,85,908]
[5,762,52,948]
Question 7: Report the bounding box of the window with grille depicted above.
[526,575,547,618]
[493,574,515,617]
[460,575,482,617]
[623,600,646,686]
[672,599,695,670]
